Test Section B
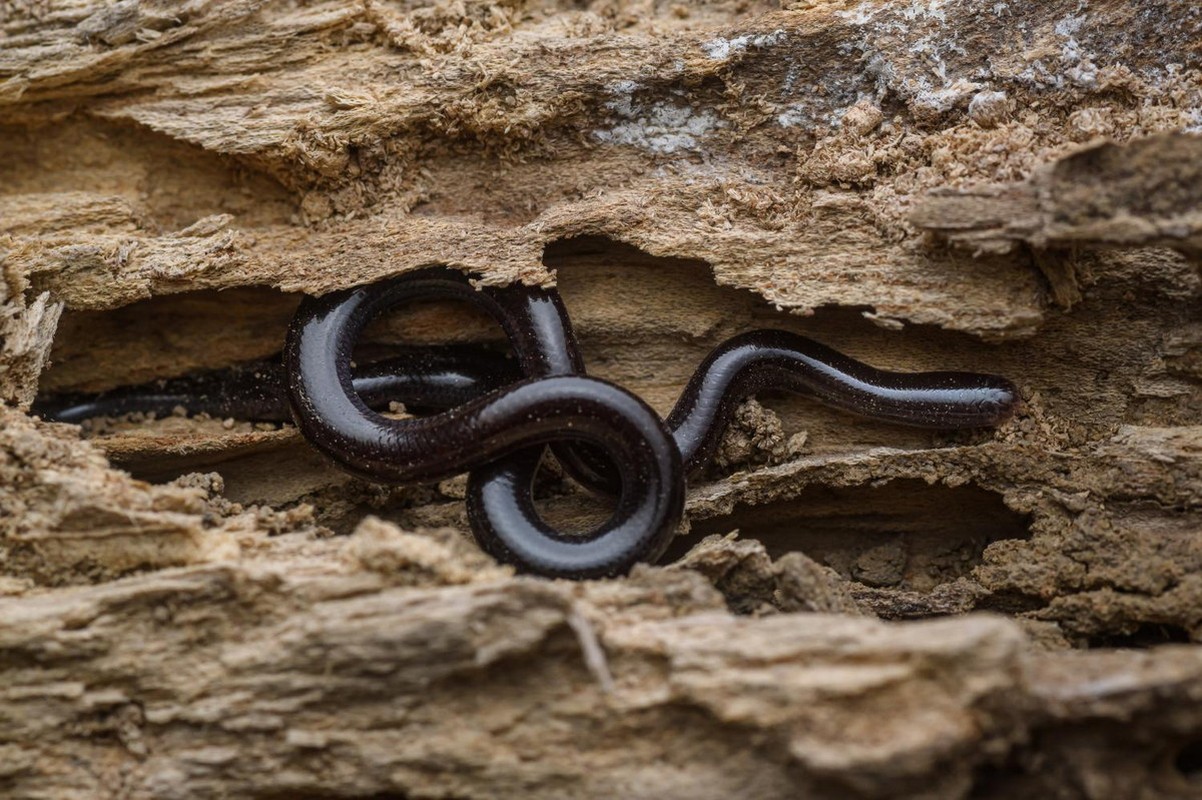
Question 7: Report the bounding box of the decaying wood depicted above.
[2,0,1202,797]
[911,134,1202,258]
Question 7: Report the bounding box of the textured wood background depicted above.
[2,1,1201,797]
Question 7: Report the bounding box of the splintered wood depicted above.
[2,1,1201,797]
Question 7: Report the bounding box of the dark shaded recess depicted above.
[974,590,1047,615]
[38,285,505,396]
[1176,737,1202,786]
[544,234,711,274]
[965,755,1097,800]
[970,721,1202,799]
[1086,623,1193,649]
[38,287,300,394]
[673,480,1030,592]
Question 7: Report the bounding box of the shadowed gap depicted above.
[674,480,1031,593]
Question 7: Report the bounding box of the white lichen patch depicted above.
[701,29,786,60]
[843,0,950,28]
[1054,12,1087,38]
[899,0,949,24]
[1057,16,1099,87]
[594,82,724,154]
[911,78,981,117]
[837,2,879,26]
[777,103,812,128]
[837,0,979,122]
[594,104,723,153]
[967,90,1010,128]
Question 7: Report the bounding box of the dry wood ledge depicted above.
[2,0,1202,797]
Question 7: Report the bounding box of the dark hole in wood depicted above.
[1175,737,1202,785]
[669,479,1030,593]
[974,590,1048,614]
[1087,623,1192,649]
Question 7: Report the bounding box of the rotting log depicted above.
[2,0,1202,797]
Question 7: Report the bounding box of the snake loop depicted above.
[282,269,685,578]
